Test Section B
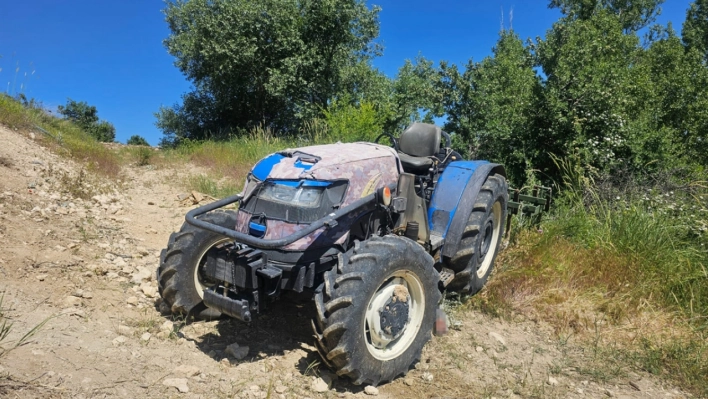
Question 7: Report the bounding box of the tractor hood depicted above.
[233,142,401,252]
[248,142,401,208]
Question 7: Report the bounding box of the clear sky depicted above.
[0,0,694,145]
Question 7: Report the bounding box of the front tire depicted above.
[157,211,237,320]
[312,235,441,385]
[447,173,508,295]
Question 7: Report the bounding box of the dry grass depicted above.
[0,94,122,178]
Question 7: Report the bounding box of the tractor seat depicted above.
[397,123,441,174]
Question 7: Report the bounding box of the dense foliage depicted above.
[126,135,150,146]
[58,98,116,142]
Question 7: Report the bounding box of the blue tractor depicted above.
[158,123,523,385]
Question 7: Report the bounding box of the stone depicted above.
[403,378,414,386]
[117,325,134,336]
[64,296,81,307]
[475,346,484,352]
[112,336,127,346]
[163,378,189,393]
[364,386,379,396]
[140,283,157,298]
[488,331,506,346]
[72,289,84,298]
[311,377,329,392]
[422,372,433,382]
[174,365,200,377]
[140,332,152,342]
[275,385,287,394]
[131,267,152,284]
[126,296,139,306]
[160,320,174,333]
[36,274,48,281]
[225,343,249,360]
[548,376,559,386]
[81,291,93,299]
[604,388,614,397]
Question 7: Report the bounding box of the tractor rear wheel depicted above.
[447,173,508,295]
[312,235,441,386]
[157,211,237,320]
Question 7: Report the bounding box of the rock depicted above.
[604,388,614,397]
[174,365,200,377]
[117,325,134,336]
[403,378,414,386]
[275,385,287,394]
[311,377,329,392]
[131,267,152,284]
[135,246,149,256]
[140,283,157,298]
[112,336,127,346]
[488,331,506,346]
[126,296,139,306]
[364,385,379,396]
[147,228,158,234]
[160,320,174,333]
[64,296,81,307]
[141,332,152,342]
[81,291,93,299]
[548,376,559,386]
[36,274,48,281]
[249,385,260,391]
[148,201,155,205]
[422,372,433,382]
[72,289,85,298]
[163,378,189,393]
[225,343,249,360]
[475,346,484,352]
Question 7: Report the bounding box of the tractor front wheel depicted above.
[447,173,508,295]
[312,235,441,385]
[157,211,237,320]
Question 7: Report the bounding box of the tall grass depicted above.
[471,157,707,395]
[0,94,121,177]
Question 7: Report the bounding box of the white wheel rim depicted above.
[194,237,231,299]
[364,270,425,361]
[477,201,502,278]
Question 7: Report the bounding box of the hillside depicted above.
[0,124,693,399]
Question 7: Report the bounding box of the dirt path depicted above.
[0,126,690,398]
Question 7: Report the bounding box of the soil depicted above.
[0,125,691,398]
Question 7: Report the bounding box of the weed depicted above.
[0,294,53,359]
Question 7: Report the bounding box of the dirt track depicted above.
[0,125,690,398]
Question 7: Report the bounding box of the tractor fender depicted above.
[428,161,506,259]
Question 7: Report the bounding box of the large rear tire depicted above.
[157,211,237,320]
[447,173,508,295]
[312,235,441,385]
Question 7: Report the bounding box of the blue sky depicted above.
[0,0,694,145]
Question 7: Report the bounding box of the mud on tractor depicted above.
[157,123,551,385]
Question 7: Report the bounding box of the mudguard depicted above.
[428,161,506,259]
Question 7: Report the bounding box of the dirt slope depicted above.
[0,125,690,398]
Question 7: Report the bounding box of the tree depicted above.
[57,98,115,142]
[127,135,150,146]
[158,0,382,142]
[683,0,708,62]
[439,31,541,185]
[548,0,665,32]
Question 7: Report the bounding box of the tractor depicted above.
[157,122,548,385]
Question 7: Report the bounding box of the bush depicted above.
[127,135,150,146]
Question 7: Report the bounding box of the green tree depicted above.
[158,0,381,143]
[127,135,150,146]
[439,31,541,185]
[548,0,665,32]
[683,0,708,62]
[57,98,115,142]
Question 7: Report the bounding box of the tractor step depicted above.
[438,267,455,287]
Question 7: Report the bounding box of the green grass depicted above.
[0,94,121,177]
[471,163,708,396]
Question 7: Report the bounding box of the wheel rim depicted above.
[194,237,231,299]
[476,201,502,278]
[364,270,425,361]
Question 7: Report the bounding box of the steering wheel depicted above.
[375,132,399,151]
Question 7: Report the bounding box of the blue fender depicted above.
[428,161,506,259]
